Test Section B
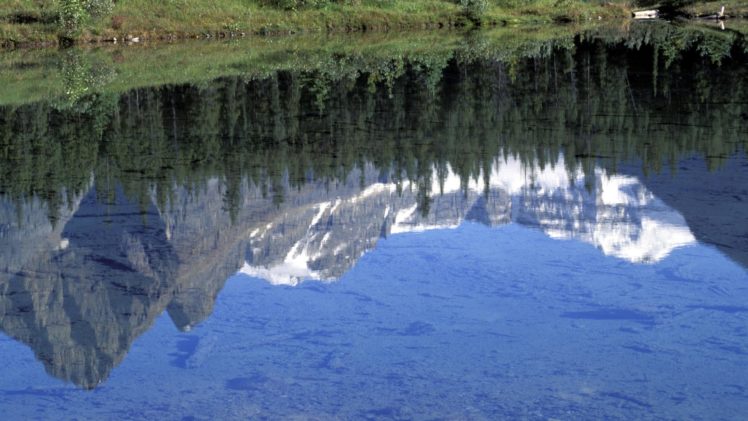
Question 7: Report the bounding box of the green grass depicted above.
[0,0,59,46]
[99,0,460,35]
[483,0,630,24]
[0,0,631,47]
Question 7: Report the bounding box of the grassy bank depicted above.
[682,1,748,18]
[0,0,630,48]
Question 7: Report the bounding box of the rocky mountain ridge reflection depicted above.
[0,185,230,389]
[240,155,695,285]
[0,154,697,388]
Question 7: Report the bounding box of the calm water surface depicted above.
[0,24,747,420]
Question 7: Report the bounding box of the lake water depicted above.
[0,23,747,420]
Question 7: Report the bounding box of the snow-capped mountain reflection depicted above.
[240,155,696,285]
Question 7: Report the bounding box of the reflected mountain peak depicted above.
[240,156,697,286]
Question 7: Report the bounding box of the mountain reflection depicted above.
[241,155,696,285]
[0,186,229,389]
[0,26,746,389]
[0,153,698,388]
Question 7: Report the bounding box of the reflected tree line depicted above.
[0,24,746,224]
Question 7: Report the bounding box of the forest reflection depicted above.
[0,24,746,389]
[1,24,746,224]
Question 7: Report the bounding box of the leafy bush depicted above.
[458,0,488,23]
[58,0,114,33]
[59,0,87,34]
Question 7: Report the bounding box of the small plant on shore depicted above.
[223,21,242,33]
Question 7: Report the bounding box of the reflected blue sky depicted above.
[1,221,746,419]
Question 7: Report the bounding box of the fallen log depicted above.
[633,10,658,19]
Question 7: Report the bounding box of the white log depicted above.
[633,10,658,19]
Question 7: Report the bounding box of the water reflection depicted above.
[0,25,746,412]
[241,156,696,286]
[0,151,735,388]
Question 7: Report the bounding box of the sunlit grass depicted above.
[0,0,631,46]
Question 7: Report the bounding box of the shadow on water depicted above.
[0,22,746,388]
